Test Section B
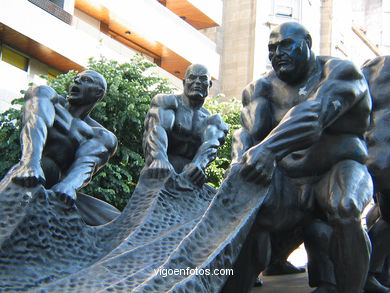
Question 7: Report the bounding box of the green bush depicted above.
[204,95,242,188]
[0,98,23,177]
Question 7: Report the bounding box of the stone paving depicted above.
[251,272,312,293]
[251,244,311,293]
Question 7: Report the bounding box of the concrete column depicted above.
[218,0,257,99]
[320,0,333,56]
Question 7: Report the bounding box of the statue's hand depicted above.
[11,162,46,188]
[182,163,206,187]
[146,158,173,179]
[192,146,218,170]
[240,145,275,185]
[51,182,76,205]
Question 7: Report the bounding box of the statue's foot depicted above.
[263,260,305,276]
[253,275,263,287]
[364,275,390,293]
[377,274,390,288]
[310,283,337,293]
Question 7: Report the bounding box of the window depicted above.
[28,0,72,24]
[273,0,301,19]
[275,5,293,17]
[48,0,64,8]
[0,46,29,72]
[48,68,61,79]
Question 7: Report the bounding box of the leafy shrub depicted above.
[204,95,242,188]
[0,98,23,178]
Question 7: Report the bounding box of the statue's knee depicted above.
[325,161,370,223]
[340,197,362,219]
[328,197,362,224]
[304,220,332,246]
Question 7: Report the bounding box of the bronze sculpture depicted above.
[224,22,373,293]
[0,65,239,292]
[0,24,381,293]
[9,70,119,224]
[143,63,228,186]
[362,56,390,293]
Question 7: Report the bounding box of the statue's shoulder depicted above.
[251,71,273,90]
[102,128,118,152]
[151,94,178,110]
[207,113,229,133]
[199,106,211,116]
[362,56,390,108]
[320,56,362,80]
[24,85,59,101]
[242,74,273,106]
[86,117,117,149]
[362,56,390,82]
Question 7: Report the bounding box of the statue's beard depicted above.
[275,67,295,82]
[275,61,308,84]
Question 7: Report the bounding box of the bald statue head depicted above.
[68,70,107,106]
[268,22,313,84]
[183,64,212,107]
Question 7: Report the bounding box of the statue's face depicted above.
[68,71,106,105]
[183,65,212,102]
[268,28,311,84]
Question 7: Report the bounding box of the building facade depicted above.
[1,0,389,110]
[218,0,390,99]
[0,0,222,111]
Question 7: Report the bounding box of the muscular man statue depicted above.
[10,70,117,212]
[226,22,372,293]
[143,64,228,186]
[362,56,390,292]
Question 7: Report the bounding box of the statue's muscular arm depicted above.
[314,59,371,133]
[262,59,368,158]
[51,119,117,201]
[193,113,228,169]
[231,78,282,184]
[237,60,368,184]
[231,79,273,165]
[11,86,58,187]
[184,112,229,186]
[142,94,177,178]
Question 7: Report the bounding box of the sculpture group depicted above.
[0,21,390,293]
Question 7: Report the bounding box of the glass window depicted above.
[272,0,301,20]
[1,46,29,72]
[48,0,64,8]
[48,68,61,79]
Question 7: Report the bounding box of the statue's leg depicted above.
[254,169,305,281]
[365,217,390,292]
[364,189,390,292]
[382,257,390,287]
[315,160,372,293]
[223,169,303,292]
[263,226,305,276]
[304,219,337,292]
[221,224,271,293]
[222,171,281,293]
